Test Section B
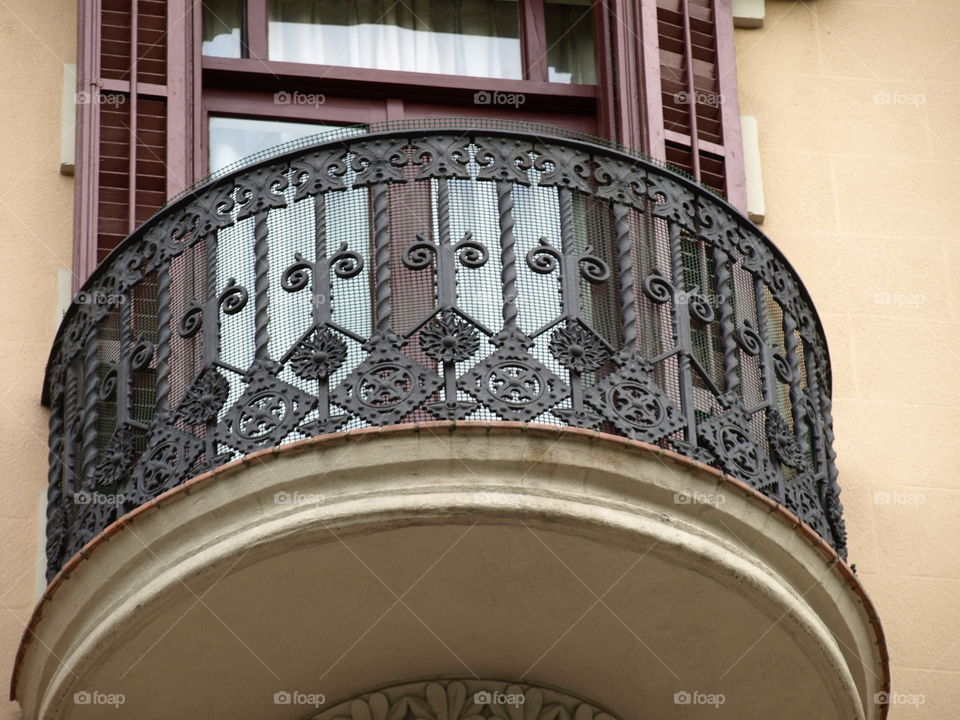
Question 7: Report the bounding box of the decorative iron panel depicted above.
[42,122,846,578]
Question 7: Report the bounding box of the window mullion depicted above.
[520,0,548,82]
[245,0,269,60]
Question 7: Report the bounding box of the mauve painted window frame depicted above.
[73,0,747,287]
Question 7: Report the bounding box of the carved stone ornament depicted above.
[306,679,619,720]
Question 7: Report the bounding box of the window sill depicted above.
[201,56,597,113]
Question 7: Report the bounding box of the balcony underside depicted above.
[15,427,885,720]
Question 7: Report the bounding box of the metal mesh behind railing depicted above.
[42,125,846,580]
[162,118,710,213]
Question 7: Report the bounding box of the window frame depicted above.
[199,0,604,177]
[72,0,748,287]
[232,0,580,85]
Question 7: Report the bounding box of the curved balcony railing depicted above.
[42,120,846,578]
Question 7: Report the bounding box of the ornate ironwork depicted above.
[289,330,348,381]
[41,123,847,578]
[177,367,230,425]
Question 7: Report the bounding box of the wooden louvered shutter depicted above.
[654,0,745,207]
[596,0,745,210]
[74,0,197,284]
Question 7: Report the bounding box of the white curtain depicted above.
[269,0,522,79]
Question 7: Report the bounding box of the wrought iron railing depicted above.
[43,121,846,579]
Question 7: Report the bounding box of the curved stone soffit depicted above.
[306,679,617,720]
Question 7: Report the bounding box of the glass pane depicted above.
[269,0,522,80]
[208,117,341,175]
[203,0,244,58]
[545,0,595,84]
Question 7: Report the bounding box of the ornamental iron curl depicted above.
[42,124,847,578]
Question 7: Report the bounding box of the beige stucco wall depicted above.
[736,0,960,716]
[0,0,75,717]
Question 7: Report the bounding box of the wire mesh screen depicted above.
[42,123,847,578]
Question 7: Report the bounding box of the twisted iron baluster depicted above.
[613,202,637,349]
[118,293,132,426]
[753,278,778,410]
[314,193,332,422]
[62,365,79,516]
[314,194,328,322]
[668,224,696,443]
[253,209,271,359]
[155,264,171,411]
[372,183,392,333]
[816,359,843,552]
[712,246,739,395]
[782,309,806,447]
[45,379,66,579]
[496,180,518,331]
[558,188,585,413]
[80,330,100,487]
[436,178,458,404]
[202,232,221,465]
[557,188,579,318]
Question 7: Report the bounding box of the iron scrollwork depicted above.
[42,125,848,577]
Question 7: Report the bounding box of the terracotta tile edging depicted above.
[10,422,890,714]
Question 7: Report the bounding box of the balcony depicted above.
[43,120,846,573]
[18,121,885,720]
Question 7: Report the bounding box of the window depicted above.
[203,0,244,57]
[208,116,342,174]
[268,0,524,80]
[202,0,596,85]
[72,1,748,284]
[545,0,595,84]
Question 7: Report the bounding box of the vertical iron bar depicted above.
[753,278,778,409]
[435,178,456,310]
[45,379,66,578]
[668,224,696,443]
[253,209,271,359]
[436,178,458,403]
[313,194,329,324]
[613,202,637,349]
[782,309,807,446]
[803,346,826,476]
[558,188,580,322]
[372,183,392,333]
[80,330,100,487]
[117,293,132,425]
[204,232,220,463]
[155,263,172,412]
[63,364,80,560]
[712,246,739,395]
[496,180,518,331]
[558,187,583,411]
[63,365,79,507]
[313,193,331,421]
